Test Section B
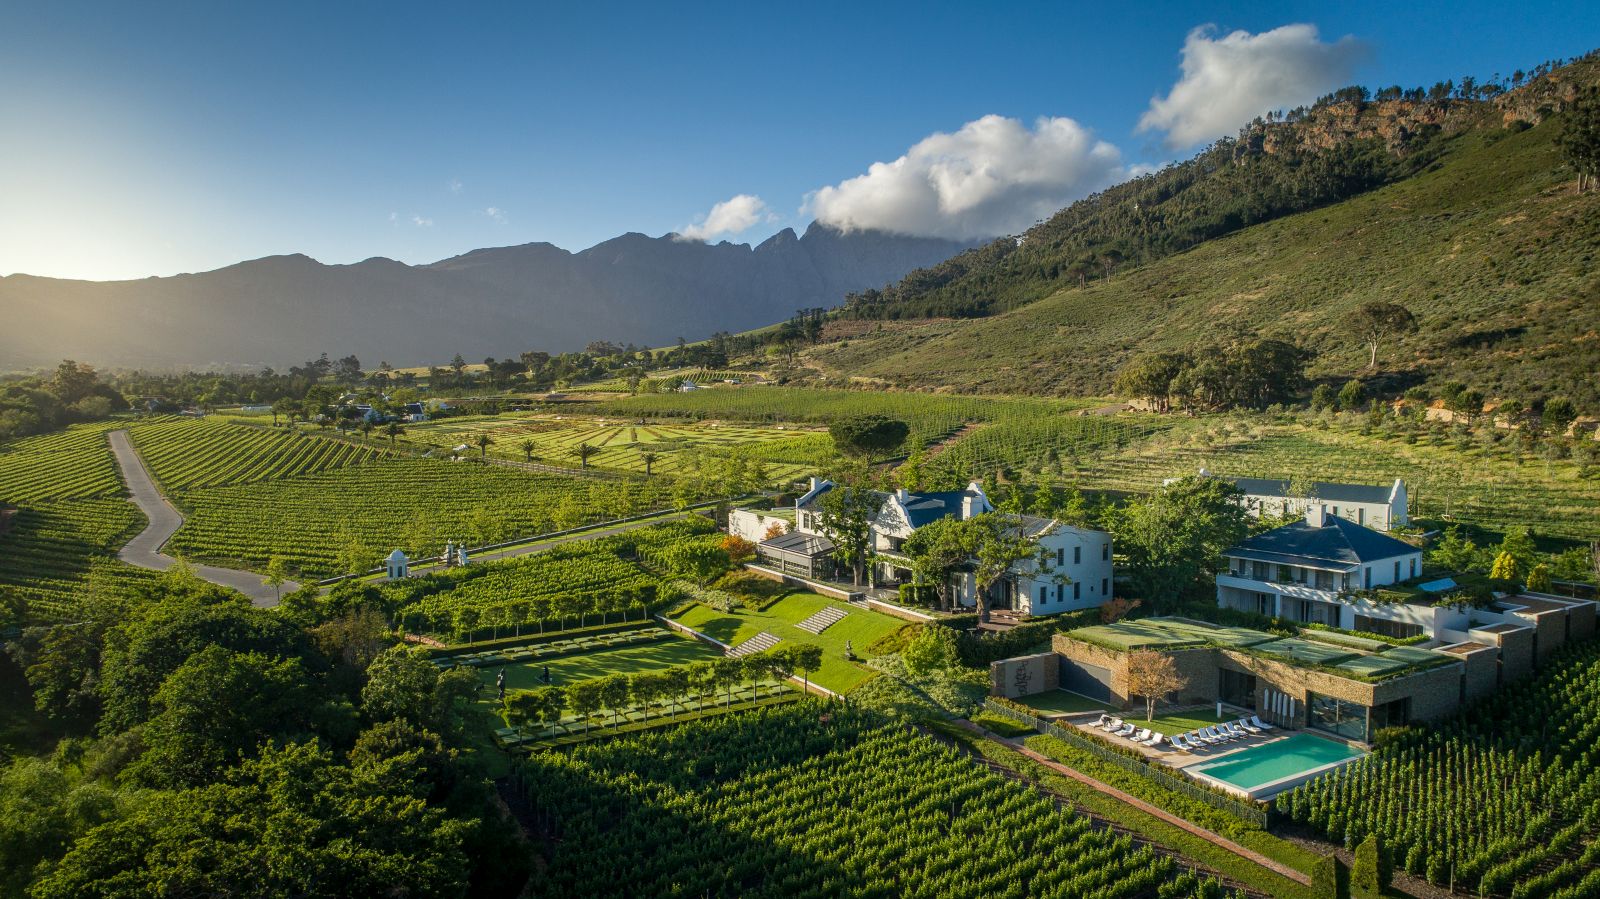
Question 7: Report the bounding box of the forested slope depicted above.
[806,79,1600,407]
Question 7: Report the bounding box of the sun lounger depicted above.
[1113,723,1136,738]
[1249,715,1276,731]
[1237,718,1262,735]
[1202,726,1231,743]
[1090,714,1111,730]
[1169,734,1194,751]
[1100,716,1124,732]
[1131,728,1153,743]
[1140,731,1165,747]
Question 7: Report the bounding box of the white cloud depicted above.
[448,178,463,195]
[484,206,507,223]
[1139,23,1366,149]
[808,114,1123,240]
[677,194,776,242]
[410,214,433,227]
[388,212,399,223]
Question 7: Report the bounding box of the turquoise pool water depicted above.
[1190,733,1364,790]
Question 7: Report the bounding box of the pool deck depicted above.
[1182,734,1365,800]
[1064,711,1365,800]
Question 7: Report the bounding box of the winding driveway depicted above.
[108,430,298,607]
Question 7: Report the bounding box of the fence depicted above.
[980,699,1270,828]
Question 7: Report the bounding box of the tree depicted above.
[1556,86,1600,192]
[1526,563,1553,593]
[1496,526,1538,573]
[503,689,545,740]
[597,674,631,727]
[791,643,823,694]
[712,656,745,707]
[565,678,604,733]
[1344,301,1416,369]
[1114,477,1250,610]
[814,463,885,586]
[30,741,473,899]
[1541,396,1577,435]
[1489,551,1522,582]
[968,500,1059,623]
[1126,650,1186,721]
[639,450,659,475]
[629,672,665,721]
[743,653,776,699]
[660,665,690,714]
[657,541,731,583]
[519,439,537,463]
[130,646,321,788]
[263,556,290,604]
[1337,379,1367,412]
[0,758,119,898]
[361,645,476,736]
[903,516,978,612]
[572,442,598,469]
[475,432,493,461]
[828,414,910,458]
[1310,383,1338,411]
[1113,352,1187,411]
[383,421,405,447]
[902,624,961,675]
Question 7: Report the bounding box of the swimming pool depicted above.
[1186,733,1365,799]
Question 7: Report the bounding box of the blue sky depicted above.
[1,0,1595,280]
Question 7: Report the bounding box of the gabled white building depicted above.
[758,477,1114,616]
[1231,474,1409,531]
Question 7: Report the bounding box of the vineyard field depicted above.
[1067,420,1600,540]
[0,497,158,622]
[0,421,126,503]
[127,417,388,490]
[514,702,1225,898]
[399,413,823,481]
[1278,639,1600,897]
[165,458,691,578]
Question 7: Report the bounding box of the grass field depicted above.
[1013,689,1108,716]
[670,593,909,693]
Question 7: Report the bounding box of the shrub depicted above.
[1312,854,1350,899]
[1352,834,1390,896]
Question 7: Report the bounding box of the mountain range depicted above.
[0,223,975,370]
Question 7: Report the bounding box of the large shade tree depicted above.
[1344,301,1417,369]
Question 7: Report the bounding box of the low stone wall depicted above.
[864,598,939,623]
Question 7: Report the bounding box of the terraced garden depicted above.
[670,593,908,693]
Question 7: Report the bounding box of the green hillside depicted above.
[805,112,1600,407]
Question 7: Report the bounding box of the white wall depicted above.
[728,509,790,543]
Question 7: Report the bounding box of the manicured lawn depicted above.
[1141,707,1230,736]
[472,635,719,692]
[671,592,908,693]
[1014,689,1107,716]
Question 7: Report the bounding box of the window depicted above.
[1074,582,1081,600]
[1358,508,1366,526]
[1101,578,1108,595]
[1057,548,1064,565]
[1315,570,1335,590]
[1364,567,1372,589]
[1038,586,1047,606]
[1102,543,1110,561]
[1409,558,1416,578]
[1073,546,1081,565]
[1393,560,1401,581]
[1308,692,1368,741]
[1056,584,1063,600]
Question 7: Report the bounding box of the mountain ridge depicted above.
[0,223,977,370]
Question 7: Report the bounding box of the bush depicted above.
[1313,854,1350,899]
[1352,834,1390,896]
[902,624,962,675]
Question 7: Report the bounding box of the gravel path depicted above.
[108,429,299,607]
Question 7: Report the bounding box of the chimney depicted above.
[961,494,976,520]
[1305,504,1328,527]
[896,488,909,504]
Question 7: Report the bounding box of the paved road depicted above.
[108,430,298,607]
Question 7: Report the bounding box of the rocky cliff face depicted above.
[0,225,977,369]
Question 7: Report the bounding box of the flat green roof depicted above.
[1251,638,1362,666]
[1062,617,1454,682]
